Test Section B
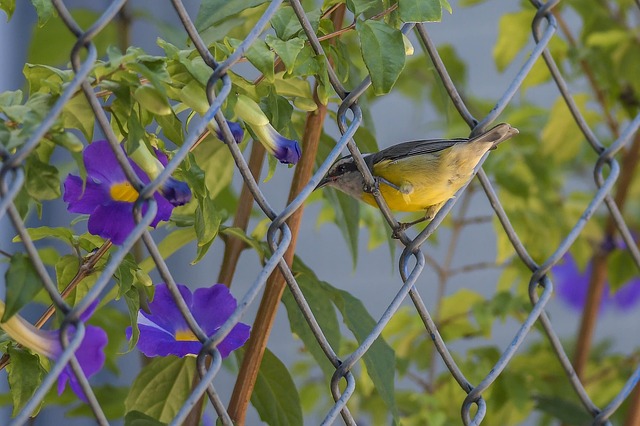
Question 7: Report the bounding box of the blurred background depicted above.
[1,0,639,424]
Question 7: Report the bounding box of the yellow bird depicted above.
[317,123,518,229]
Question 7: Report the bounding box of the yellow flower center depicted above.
[109,181,139,203]
[175,329,199,342]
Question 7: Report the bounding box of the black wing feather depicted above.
[369,138,467,164]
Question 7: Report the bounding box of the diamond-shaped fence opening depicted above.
[1,0,640,425]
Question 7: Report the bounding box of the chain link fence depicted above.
[2,0,640,425]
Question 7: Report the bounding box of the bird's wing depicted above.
[370,138,467,164]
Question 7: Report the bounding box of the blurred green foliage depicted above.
[0,0,639,424]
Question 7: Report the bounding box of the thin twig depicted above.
[316,4,398,43]
[449,261,499,276]
[0,241,113,371]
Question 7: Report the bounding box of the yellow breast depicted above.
[361,147,483,212]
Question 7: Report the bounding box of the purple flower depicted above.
[552,253,640,312]
[150,147,192,207]
[234,95,301,164]
[63,141,175,245]
[159,179,192,207]
[127,283,250,358]
[256,123,302,165]
[0,301,107,402]
[214,120,244,144]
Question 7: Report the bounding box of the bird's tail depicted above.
[471,123,519,149]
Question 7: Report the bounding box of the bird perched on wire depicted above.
[316,123,518,232]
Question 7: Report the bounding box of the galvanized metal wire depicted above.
[1,0,640,425]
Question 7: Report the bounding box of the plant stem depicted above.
[227,84,330,425]
[573,133,640,379]
[216,143,266,286]
[116,2,132,53]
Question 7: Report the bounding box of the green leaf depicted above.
[325,188,360,267]
[0,89,22,106]
[67,385,128,419]
[251,348,303,426]
[6,345,46,417]
[324,282,398,422]
[155,112,184,146]
[139,228,196,274]
[124,287,141,351]
[607,249,638,292]
[193,192,222,264]
[192,136,235,200]
[399,0,443,22]
[356,20,406,95]
[125,356,196,423]
[61,94,96,142]
[243,39,276,83]
[12,226,73,245]
[534,396,592,425]
[493,10,533,72]
[29,9,118,65]
[265,36,306,74]
[270,5,302,41]
[55,254,97,307]
[195,0,268,32]
[22,64,72,95]
[50,132,84,153]
[1,0,15,21]
[346,0,382,16]
[134,85,172,116]
[221,227,265,257]
[2,254,43,321]
[88,307,130,373]
[282,271,341,380]
[273,73,313,99]
[124,410,167,426]
[586,29,629,48]
[540,94,598,163]
[25,156,60,201]
[261,91,293,132]
[439,289,485,340]
[30,0,55,27]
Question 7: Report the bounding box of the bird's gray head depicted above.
[316,155,368,199]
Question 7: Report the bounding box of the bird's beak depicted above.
[315,175,331,190]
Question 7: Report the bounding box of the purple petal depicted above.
[191,285,237,335]
[135,323,201,358]
[611,278,640,310]
[216,120,244,144]
[63,175,110,214]
[160,178,192,207]
[150,190,174,226]
[140,284,193,335]
[83,141,128,184]
[191,285,250,358]
[216,323,251,358]
[273,135,301,165]
[153,147,169,167]
[87,202,136,245]
[57,325,107,402]
[78,300,100,323]
[553,255,601,311]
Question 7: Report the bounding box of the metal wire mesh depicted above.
[1,0,640,425]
